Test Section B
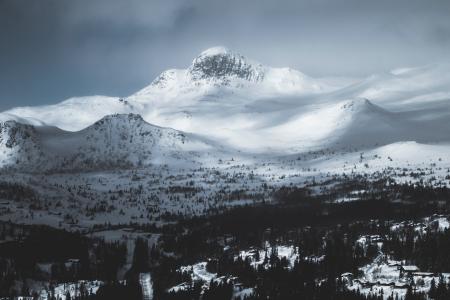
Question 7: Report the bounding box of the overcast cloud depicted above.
[1,0,450,110]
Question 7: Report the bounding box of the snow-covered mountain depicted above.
[1,47,449,155]
[0,114,221,172]
[0,47,333,132]
[132,46,328,102]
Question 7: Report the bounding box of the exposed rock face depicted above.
[188,47,264,83]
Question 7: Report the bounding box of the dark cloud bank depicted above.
[1,0,450,110]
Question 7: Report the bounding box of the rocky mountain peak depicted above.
[93,113,145,126]
[188,46,265,83]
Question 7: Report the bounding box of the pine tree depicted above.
[429,278,437,299]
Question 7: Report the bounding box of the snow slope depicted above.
[2,96,136,132]
[215,98,450,152]
[323,99,450,149]
[332,64,450,110]
[304,141,450,186]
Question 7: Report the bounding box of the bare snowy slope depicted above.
[230,98,450,153]
[2,96,135,132]
[336,64,450,110]
[323,99,450,149]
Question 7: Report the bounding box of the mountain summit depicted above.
[137,46,328,102]
[188,46,264,83]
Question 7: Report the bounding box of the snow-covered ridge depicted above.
[2,95,134,132]
[0,113,222,172]
[0,112,47,126]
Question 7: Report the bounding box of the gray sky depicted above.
[1,0,450,111]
